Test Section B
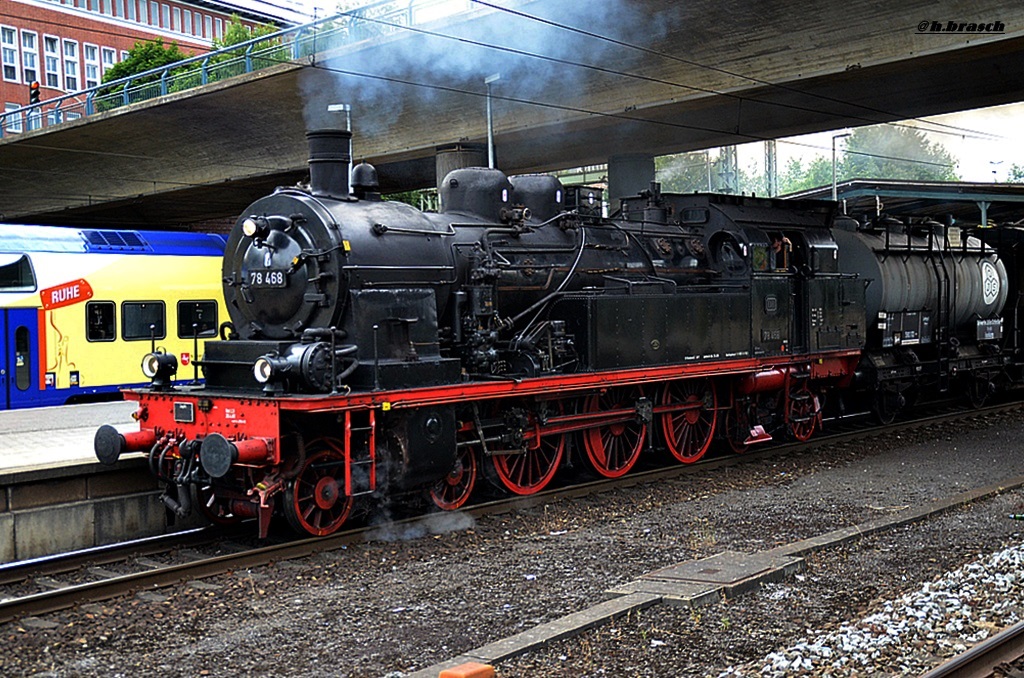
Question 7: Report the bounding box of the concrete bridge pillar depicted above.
[607,154,655,206]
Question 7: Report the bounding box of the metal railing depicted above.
[0,0,471,138]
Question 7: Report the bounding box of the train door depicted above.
[0,309,46,410]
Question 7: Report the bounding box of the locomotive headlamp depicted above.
[242,216,270,239]
[252,343,335,395]
[252,353,293,395]
[253,356,274,384]
[141,351,177,389]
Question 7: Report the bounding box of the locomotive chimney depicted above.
[306,129,352,199]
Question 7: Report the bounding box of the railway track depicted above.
[2,400,1020,627]
[922,619,1024,678]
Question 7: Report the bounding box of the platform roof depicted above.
[784,180,1024,227]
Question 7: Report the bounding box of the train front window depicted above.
[0,254,36,292]
[177,300,218,338]
[122,301,166,341]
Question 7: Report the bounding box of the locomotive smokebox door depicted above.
[383,406,457,488]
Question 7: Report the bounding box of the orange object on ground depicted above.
[438,662,495,678]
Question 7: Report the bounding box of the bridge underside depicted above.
[2,0,1023,229]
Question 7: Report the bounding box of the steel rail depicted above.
[921,619,1024,678]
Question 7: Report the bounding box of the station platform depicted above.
[0,401,138,477]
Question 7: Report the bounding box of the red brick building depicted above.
[1,0,309,131]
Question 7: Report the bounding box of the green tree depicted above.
[100,39,190,84]
[213,14,280,51]
[842,125,958,181]
[1008,163,1024,183]
[778,156,834,194]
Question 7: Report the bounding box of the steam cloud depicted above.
[365,510,476,542]
[298,0,674,146]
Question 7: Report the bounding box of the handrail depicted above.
[0,0,470,138]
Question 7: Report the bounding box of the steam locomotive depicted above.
[94,129,1016,537]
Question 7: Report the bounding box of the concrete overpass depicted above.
[3,0,1024,229]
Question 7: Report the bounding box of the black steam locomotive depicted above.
[94,130,1014,537]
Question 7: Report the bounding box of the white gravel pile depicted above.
[719,539,1024,677]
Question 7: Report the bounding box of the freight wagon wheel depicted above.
[583,386,646,478]
[428,435,478,511]
[966,374,993,409]
[659,379,718,463]
[489,401,566,496]
[872,387,904,425]
[787,387,820,442]
[283,438,353,536]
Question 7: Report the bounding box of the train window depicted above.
[679,208,709,224]
[122,301,166,341]
[177,300,218,338]
[86,301,116,342]
[0,254,36,292]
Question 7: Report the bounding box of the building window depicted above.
[86,301,116,341]
[89,0,99,11]
[62,39,78,91]
[26,107,41,131]
[173,7,181,32]
[21,31,38,84]
[4,103,22,133]
[84,44,99,89]
[101,47,115,74]
[162,4,170,29]
[2,26,18,83]
[183,10,192,34]
[149,2,158,26]
[215,18,223,39]
[44,36,59,89]
[195,13,203,37]
[122,301,165,340]
[205,15,212,38]
[100,0,110,14]
[127,0,135,21]
[139,0,147,24]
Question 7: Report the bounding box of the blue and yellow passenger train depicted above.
[0,225,225,409]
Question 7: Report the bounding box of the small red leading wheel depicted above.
[283,438,353,536]
[428,441,478,510]
[787,387,820,442]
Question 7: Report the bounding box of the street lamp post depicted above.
[485,73,500,169]
[832,132,851,201]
